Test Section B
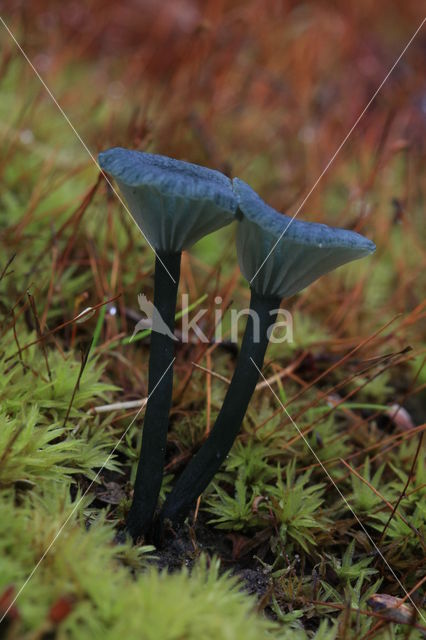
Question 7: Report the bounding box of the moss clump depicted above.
[0,335,119,487]
[0,483,286,639]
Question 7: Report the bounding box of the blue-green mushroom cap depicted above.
[233,178,376,299]
[98,148,238,252]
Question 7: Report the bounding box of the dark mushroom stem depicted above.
[156,289,280,534]
[127,250,181,540]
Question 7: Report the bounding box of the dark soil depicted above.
[149,513,274,601]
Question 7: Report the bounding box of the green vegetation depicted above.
[0,2,425,638]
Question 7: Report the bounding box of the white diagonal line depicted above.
[249,17,426,285]
[0,357,175,624]
[250,357,425,623]
[0,16,176,284]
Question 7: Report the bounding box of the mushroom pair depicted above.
[99,148,375,540]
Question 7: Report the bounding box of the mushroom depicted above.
[157,177,376,531]
[98,148,237,538]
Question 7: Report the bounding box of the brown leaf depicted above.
[386,404,415,431]
[49,596,74,624]
[96,481,126,505]
[368,594,415,624]
[0,585,19,622]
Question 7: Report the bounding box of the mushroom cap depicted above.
[98,147,237,252]
[233,178,376,299]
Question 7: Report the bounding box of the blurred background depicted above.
[2,0,425,201]
[0,2,425,634]
[1,0,425,390]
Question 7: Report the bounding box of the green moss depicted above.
[0,484,284,639]
[1,15,425,637]
[0,335,120,487]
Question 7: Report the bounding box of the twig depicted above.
[340,458,425,549]
[5,294,121,363]
[63,340,93,429]
[378,431,424,544]
[27,290,51,381]
[0,253,16,282]
[91,398,148,414]
[306,600,426,632]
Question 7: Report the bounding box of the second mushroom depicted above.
[157,178,375,531]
